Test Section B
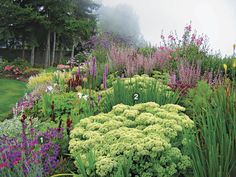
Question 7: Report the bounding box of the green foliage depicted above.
[200,56,236,80]
[34,90,98,124]
[185,81,236,177]
[69,102,194,177]
[92,47,108,64]
[105,71,120,88]
[74,150,96,177]
[41,93,53,117]
[172,44,208,62]
[75,52,89,63]
[100,75,179,113]
[114,152,133,177]
[151,71,170,85]
[138,46,156,57]
[52,71,69,92]
[184,81,212,115]
[70,90,98,126]
[9,58,30,68]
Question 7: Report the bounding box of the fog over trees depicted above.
[98,4,145,46]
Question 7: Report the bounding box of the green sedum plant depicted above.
[69,102,194,177]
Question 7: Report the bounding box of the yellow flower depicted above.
[233,59,236,68]
[234,44,236,50]
[223,64,227,73]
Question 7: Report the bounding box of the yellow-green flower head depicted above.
[233,59,236,68]
[223,64,228,73]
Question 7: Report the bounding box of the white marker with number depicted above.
[133,93,140,102]
[40,137,44,144]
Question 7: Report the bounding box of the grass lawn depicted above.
[0,79,26,121]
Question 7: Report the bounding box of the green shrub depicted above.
[75,52,90,63]
[10,58,30,69]
[69,102,194,177]
[91,47,108,63]
[34,90,98,124]
[99,75,179,112]
[138,46,156,57]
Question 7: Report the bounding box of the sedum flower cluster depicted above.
[122,74,168,89]
[69,102,194,177]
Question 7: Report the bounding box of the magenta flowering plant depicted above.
[160,23,208,50]
[160,23,209,63]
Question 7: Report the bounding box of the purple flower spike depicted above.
[92,56,97,78]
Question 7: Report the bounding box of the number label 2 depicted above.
[133,93,140,101]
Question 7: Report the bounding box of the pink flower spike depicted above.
[185,25,192,31]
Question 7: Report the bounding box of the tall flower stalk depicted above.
[102,64,108,90]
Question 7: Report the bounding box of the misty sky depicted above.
[101,0,236,56]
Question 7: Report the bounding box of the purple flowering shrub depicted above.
[0,119,64,176]
[168,60,224,95]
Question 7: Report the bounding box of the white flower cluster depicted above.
[77,92,89,101]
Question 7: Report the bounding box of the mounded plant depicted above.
[69,102,194,177]
[99,75,179,113]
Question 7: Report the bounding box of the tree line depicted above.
[0,0,99,66]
